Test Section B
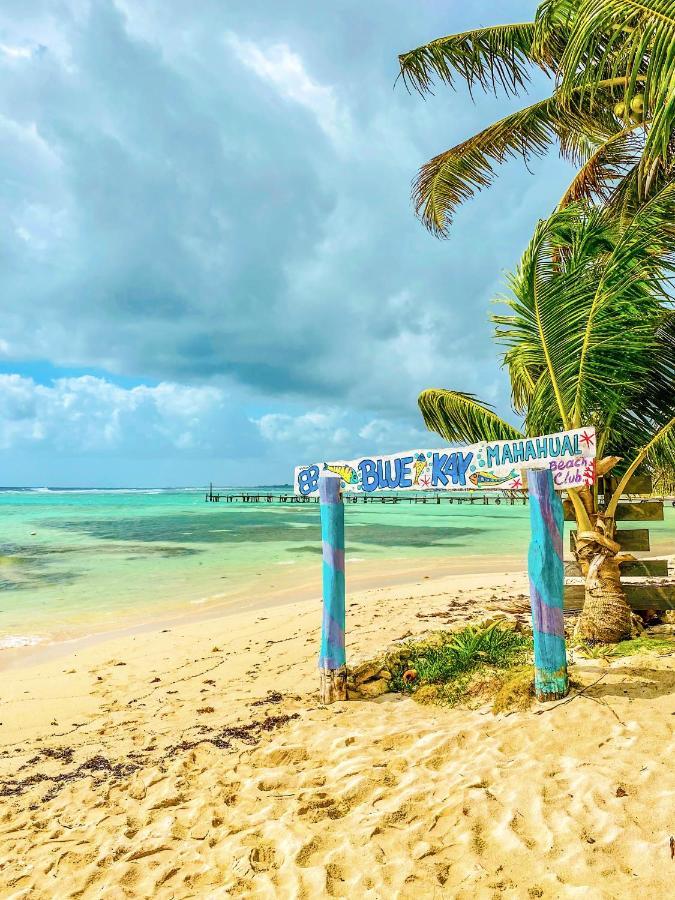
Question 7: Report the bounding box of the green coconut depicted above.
[630,94,645,114]
[614,100,626,118]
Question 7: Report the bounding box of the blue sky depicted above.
[0,0,575,487]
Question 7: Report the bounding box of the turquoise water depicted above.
[1,489,673,650]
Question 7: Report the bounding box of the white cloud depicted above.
[358,417,431,450]
[0,375,244,456]
[255,410,349,448]
[0,44,32,59]
[227,33,350,144]
[254,408,438,464]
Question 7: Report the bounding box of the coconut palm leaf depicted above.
[495,188,675,457]
[558,127,643,207]
[498,340,542,414]
[402,1,675,236]
[398,22,537,97]
[605,310,675,464]
[569,184,675,428]
[414,96,611,235]
[557,0,675,195]
[607,415,675,514]
[418,390,523,444]
[604,154,675,220]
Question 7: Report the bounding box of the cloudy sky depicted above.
[0,0,574,487]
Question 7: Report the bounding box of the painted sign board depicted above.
[294,427,596,496]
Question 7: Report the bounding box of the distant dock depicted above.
[204,484,529,505]
[205,484,675,506]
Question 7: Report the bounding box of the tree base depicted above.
[574,550,632,643]
[319,665,348,704]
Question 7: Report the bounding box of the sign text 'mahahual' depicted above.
[294,427,596,496]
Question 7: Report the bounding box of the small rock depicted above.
[354,678,390,698]
[128,779,147,801]
[350,659,385,684]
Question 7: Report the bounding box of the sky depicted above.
[0,0,575,487]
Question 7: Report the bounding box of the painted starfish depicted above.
[580,430,595,449]
[419,474,431,487]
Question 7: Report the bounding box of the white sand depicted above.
[0,570,673,898]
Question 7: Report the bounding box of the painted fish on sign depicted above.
[294,427,596,496]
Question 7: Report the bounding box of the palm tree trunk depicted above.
[574,538,632,643]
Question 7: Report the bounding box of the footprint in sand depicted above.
[249,844,282,872]
[295,837,324,868]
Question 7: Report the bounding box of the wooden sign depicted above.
[295,427,596,496]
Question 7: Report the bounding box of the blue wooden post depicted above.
[527,469,569,701]
[319,474,347,703]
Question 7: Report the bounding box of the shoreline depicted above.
[4,545,673,671]
[0,553,526,671]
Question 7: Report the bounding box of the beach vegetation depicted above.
[388,623,533,710]
[418,195,674,644]
[574,634,675,658]
[402,5,675,644]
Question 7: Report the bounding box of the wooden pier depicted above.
[205,483,529,505]
[205,483,675,507]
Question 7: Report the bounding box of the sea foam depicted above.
[0,634,44,649]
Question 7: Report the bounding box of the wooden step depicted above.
[563,500,663,522]
[570,529,650,551]
[564,559,669,578]
[598,474,653,496]
[564,581,675,610]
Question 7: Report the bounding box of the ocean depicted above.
[1,488,673,652]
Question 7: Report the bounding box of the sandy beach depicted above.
[1,568,673,899]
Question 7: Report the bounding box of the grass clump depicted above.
[491,666,535,713]
[389,623,532,710]
[574,634,675,659]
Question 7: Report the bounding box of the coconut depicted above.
[630,94,645,114]
[614,101,626,118]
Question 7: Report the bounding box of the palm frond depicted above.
[571,182,675,425]
[418,390,523,444]
[607,415,675,515]
[533,0,579,66]
[498,342,542,414]
[559,127,643,207]
[496,192,675,462]
[398,23,537,97]
[414,96,611,235]
[557,0,675,196]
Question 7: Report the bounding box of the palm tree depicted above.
[419,189,675,643]
[398,0,675,235]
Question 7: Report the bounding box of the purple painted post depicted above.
[319,473,347,703]
[528,468,569,701]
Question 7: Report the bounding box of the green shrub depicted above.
[390,623,531,695]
